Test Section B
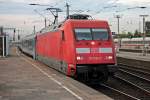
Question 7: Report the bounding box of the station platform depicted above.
[117,51,150,71]
[0,47,112,100]
[117,51,150,62]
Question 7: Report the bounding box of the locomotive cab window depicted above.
[92,29,108,40]
[74,28,109,40]
[75,29,92,40]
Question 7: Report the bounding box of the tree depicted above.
[134,29,141,37]
[127,32,133,38]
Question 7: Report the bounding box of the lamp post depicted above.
[127,6,147,56]
[29,3,53,7]
[138,6,148,56]
[140,15,148,56]
[115,6,147,54]
[114,15,121,52]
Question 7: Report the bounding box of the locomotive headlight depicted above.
[106,56,113,60]
[77,56,81,60]
[91,41,95,45]
[77,56,83,60]
[108,56,113,59]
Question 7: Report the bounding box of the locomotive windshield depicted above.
[75,28,109,40]
[74,29,92,40]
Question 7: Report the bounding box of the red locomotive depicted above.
[20,14,117,82]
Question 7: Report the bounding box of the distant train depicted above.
[114,37,150,50]
[19,14,117,82]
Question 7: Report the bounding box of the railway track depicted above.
[116,69,150,92]
[118,63,150,75]
[91,64,150,100]
[118,65,150,80]
[117,64,150,92]
[100,83,140,100]
[96,76,150,100]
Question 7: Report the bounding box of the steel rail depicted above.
[119,65,150,77]
[118,68,150,83]
[114,75,150,94]
[101,83,140,100]
[118,63,150,75]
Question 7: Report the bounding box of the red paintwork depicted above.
[36,19,116,76]
[75,41,115,64]
[36,31,61,60]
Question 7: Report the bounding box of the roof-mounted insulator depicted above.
[67,14,91,20]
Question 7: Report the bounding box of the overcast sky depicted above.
[0,0,150,38]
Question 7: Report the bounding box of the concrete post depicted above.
[2,36,5,57]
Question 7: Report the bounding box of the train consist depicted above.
[114,37,150,50]
[19,14,117,82]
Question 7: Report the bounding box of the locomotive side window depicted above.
[75,29,92,40]
[92,29,108,40]
[61,31,65,41]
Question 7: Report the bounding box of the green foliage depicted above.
[134,29,141,37]
[114,30,138,39]
[113,29,150,39]
[146,32,150,37]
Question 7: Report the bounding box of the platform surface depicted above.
[0,47,112,100]
[117,51,150,62]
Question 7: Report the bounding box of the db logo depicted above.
[91,48,99,53]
